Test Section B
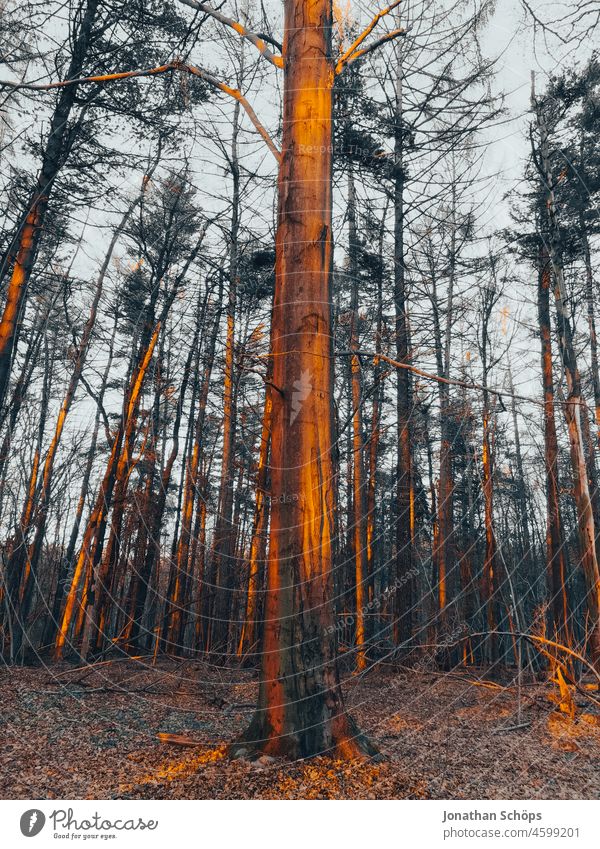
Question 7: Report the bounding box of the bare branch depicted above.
[0,64,179,91]
[177,0,283,68]
[336,0,403,72]
[336,28,406,73]
[337,350,566,411]
[186,65,281,162]
[0,62,281,162]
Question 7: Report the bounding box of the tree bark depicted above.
[232,0,376,759]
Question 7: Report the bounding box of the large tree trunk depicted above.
[232,0,375,759]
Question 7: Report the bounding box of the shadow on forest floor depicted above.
[1,658,598,799]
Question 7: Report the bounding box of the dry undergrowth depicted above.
[0,659,598,800]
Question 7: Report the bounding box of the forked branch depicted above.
[337,28,406,72]
[336,0,405,74]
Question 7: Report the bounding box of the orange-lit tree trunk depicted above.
[54,323,160,659]
[10,184,146,654]
[45,315,117,647]
[232,0,376,759]
[82,320,164,657]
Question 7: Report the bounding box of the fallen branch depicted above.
[457,631,600,686]
[157,733,203,748]
[49,654,149,679]
[492,722,531,733]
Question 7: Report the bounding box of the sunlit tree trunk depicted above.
[55,323,160,659]
[45,316,117,646]
[232,0,376,759]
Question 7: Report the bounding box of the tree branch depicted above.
[337,28,406,73]
[336,0,404,73]
[177,0,283,68]
[0,64,180,91]
[337,349,569,411]
[0,62,281,162]
[186,65,280,161]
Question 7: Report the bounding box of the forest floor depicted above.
[1,657,599,800]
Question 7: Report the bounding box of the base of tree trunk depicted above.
[228,708,379,761]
